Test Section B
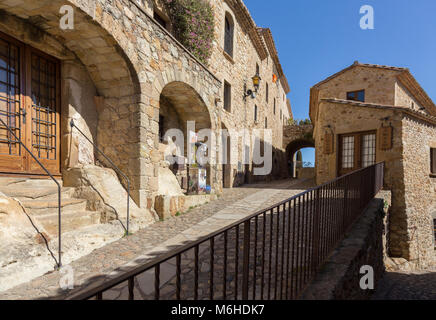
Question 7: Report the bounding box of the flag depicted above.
[272,74,278,83]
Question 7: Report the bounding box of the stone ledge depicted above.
[300,196,386,300]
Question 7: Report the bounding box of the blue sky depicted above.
[245,0,436,165]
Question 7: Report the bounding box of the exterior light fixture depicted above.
[244,72,261,100]
[252,73,261,92]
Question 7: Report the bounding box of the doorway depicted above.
[338,131,376,176]
[0,32,60,175]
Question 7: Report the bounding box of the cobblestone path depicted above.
[101,205,314,300]
[0,178,314,300]
[373,269,436,300]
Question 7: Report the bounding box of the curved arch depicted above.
[0,0,140,98]
[159,80,219,192]
[160,81,212,132]
[0,1,145,203]
[286,139,315,178]
[286,139,315,160]
[151,67,218,130]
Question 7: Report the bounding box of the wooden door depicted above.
[0,33,26,172]
[338,131,376,176]
[27,48,60,174]
[0,31,60,175]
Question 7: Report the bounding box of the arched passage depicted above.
[159,81,214,193]
[286,139,315,178]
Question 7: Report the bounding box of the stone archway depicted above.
[286,139,315,178]
[158,81,217,193]
[0,0,145,201]
[283,124,315,178]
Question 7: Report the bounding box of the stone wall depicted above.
[311,64,436,268]
[301,197,387,300]
[0,0,223,208]
[283,124,314,149]
[0,0,292,219]
[400,115,436,267]
[316,65,399,106]
[207,0,290,187]
[314,101,404,187]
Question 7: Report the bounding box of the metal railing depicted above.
[72,162,384,300]
[70,119,131,235]
[0,118,62,267]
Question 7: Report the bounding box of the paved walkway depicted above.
[0,178,314,300]
[373,268,436,300]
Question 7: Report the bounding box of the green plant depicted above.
[292,118,312,125]
[164,0,215,65]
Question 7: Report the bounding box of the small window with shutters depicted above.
[431,148,436,175]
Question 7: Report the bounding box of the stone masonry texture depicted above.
[311,63,436,269]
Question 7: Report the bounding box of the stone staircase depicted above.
[0,177,101,237]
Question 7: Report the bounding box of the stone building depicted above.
[0,0,290,236]
[310,61,436,268]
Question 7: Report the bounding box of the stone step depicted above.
[0,186,75,200]
[0,177,63,188]
[22,198,88,216]
[36,210,101,236]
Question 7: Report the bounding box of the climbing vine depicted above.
[164,0,215,65]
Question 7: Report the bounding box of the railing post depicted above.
[342,178,348,233]
[242,220,251,300]
[58,187,62,267]
[311,188,321,274]
[127,180,130,235]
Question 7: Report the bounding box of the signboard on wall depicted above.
[324,133,334,155]
[379,126,393,150]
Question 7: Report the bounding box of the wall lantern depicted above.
[252,73,261,92]
[244,72,261,100]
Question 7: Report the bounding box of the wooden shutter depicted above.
[379,126,393,150]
